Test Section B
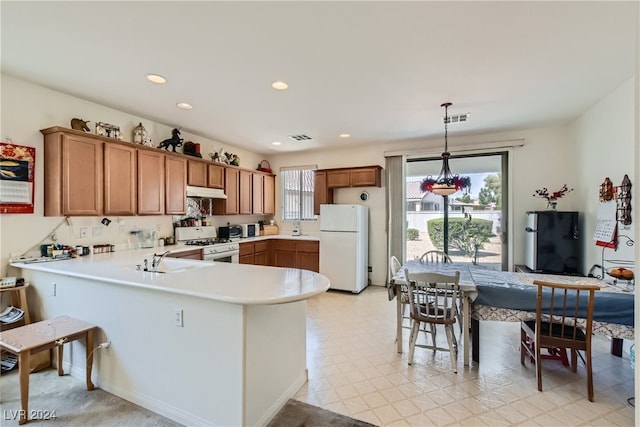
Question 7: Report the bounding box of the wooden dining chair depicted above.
[405,268,461,372]
[419,250,451,264]
[520,279,600,401]
[418,250,462,332]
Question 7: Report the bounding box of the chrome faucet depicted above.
[151,251,170,272]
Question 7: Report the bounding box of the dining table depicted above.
[391,260,635,366]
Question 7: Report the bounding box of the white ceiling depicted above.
[2,1,637,155]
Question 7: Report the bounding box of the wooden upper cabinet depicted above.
[41,128,104,216]
[213,167,239,215]
[239,170,252,215]
[326,170,350,188]
[104,143,136,215]
[350,166,382,187]
[263,174,275,215]
[326,166,382,188]
[207,164,224,189]
[187,160,207,187]
[165,156,187,215]
[252,173,264,215]
[313,171,332,216]
[314,166,381,214]
[137,150,165,215]
[188,160,224,189]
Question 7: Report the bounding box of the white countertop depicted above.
[11,244,329,305]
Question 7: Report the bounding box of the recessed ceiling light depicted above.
[271,81,288,90]
[146,74,166,84]
[339,133,351,138]
[177,102,192,110]
[272,141,282,146]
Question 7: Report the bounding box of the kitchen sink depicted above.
[124,258,209,274]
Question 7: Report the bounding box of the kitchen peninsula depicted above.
[10,248,330,426]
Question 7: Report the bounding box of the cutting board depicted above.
[261,225,279,236]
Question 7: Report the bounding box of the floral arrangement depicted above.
[420,175,471,194]
[533,184,573,205]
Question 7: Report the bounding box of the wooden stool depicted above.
[0,316,96,424]
[0,283,31,324]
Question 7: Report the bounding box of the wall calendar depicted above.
[0,142,35,214]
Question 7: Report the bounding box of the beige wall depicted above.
[571,77,636,274]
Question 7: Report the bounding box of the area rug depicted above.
[267,399,377,427]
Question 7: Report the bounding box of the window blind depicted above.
[281,167,316,221]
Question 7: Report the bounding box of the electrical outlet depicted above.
[80,228,88,238]
[175,309,183,327]
[119,226,125,235]
[93,227,102,237]
[368,265,373,272]
[155,224,161,232]
[50,282,56,296]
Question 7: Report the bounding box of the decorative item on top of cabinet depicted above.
[158,128,183,152]
[257,160,272,173]
[183,141,202,158]
[132,122,149,145]
[95,122,122,140]
[70,118,90,132]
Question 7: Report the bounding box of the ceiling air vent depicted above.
[288,134,313,142]
[443,113,470,124]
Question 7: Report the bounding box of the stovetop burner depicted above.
[185,238,232,246]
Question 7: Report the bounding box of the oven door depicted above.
[203,247,239,263]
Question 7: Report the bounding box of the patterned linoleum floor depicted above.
[294,286,635,426]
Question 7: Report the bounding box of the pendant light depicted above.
[420,102,471,197]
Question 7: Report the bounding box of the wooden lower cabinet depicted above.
[296,241,320,272]
[241,239,318,271]
[272,240,297,268]
[254,241,269,266]
[239,242,255,264]
[239,240,271,265]
[167,248,202,260]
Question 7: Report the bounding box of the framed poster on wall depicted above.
[0,142,36,214]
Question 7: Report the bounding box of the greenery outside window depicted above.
[281,166,316,221]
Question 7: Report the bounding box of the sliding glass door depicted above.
[405,152,507,270]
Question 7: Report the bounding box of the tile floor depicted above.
[294,286,635,426]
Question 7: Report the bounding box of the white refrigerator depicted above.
[319,204,369,293]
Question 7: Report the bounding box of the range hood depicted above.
[186,185,227,199]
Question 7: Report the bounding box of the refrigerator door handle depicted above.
[525,227,538,233]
